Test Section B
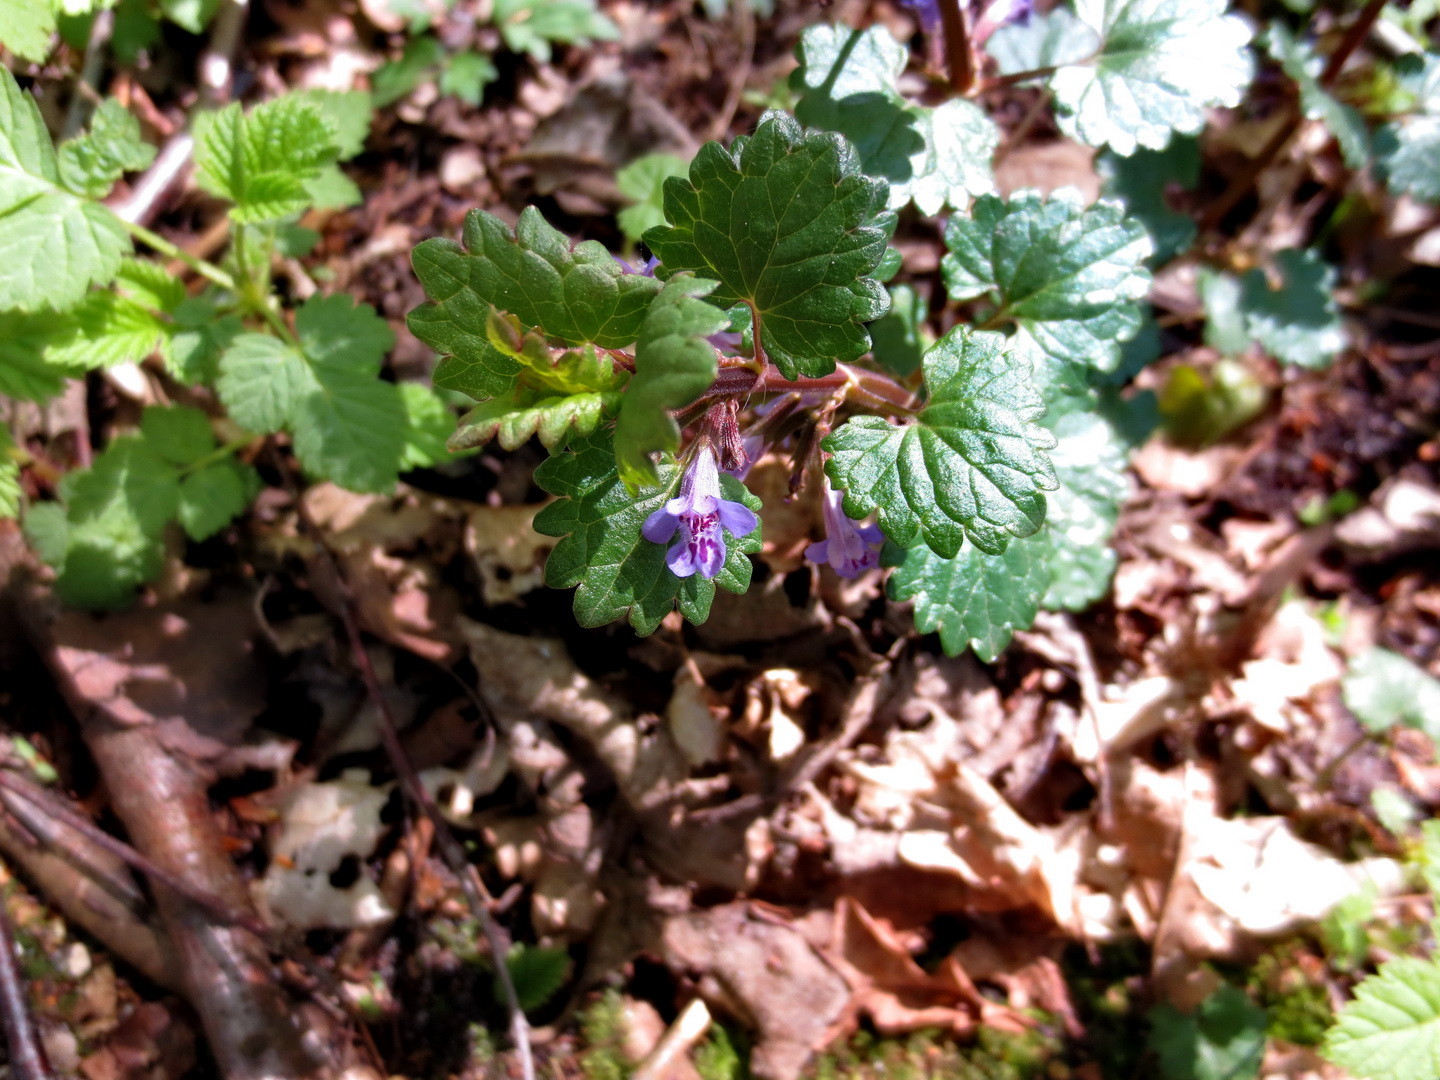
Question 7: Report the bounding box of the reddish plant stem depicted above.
[0,894,57,1080]
[978,63,1061,93]
[1320,0,1388,85]
[938,0,976,95]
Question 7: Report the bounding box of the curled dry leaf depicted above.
[465,503,555,604]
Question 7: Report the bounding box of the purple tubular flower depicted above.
[805,484,884,578]
[642,447,759,579]
[900,0,942,35]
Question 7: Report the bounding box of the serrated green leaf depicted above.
[43,288,169,369]
[942,190,1152,374]
[23,502,68,566]
[616,153,688,246]
[793,24,998,215]
[1038,405,1128,611]
[613,275,727,489]
[217,334,308,433]
[0,68,131,311]
[439,50,499,107]
[1379,57,1440,202]
[1240,250,1345,369]
[115,258,186,312]
[986,7,1099,75]
[0,428,19,519]
[140,405,215,466]
[1265,23,1369,169]
[452,390,617,451]
[1096,136,1200,265]
[193,94,340,223]
[293,89,371,160]
[371,34,445,108]
[1148,983,1266,1080]
[177,460,254,540]
[887,536,1048,662]
[1324,956,1440,1080]
[0,0,59,61]
[168,310,241,385]
[57,98,156,198]
[645,111,893,380]
[1049,0,1255,156]
[411,206,664,400]
[533,433,761,634]
[1342,647,1440,740]
[303,164,362,210]
[0,310,68,400]
[397,381,456,469]
[822,326,1057,558]
[492,0,619,63]
[502,944,571,1013]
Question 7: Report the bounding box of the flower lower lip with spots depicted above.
[642,446,759,579]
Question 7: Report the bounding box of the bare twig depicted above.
[938,0,976,95]
[0,881,57,1080]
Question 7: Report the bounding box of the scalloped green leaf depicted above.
[1096,136,1200,265]
[616,153,688,246]
[1240,249,1345,369]
[1378,56,1440,202]
[886,536,1048,662]
[643,111,893,380]
[1038,404,1129,611]
[793,23,997,215]
[822,326,1057,559]
[942,190,1152,375]
[1049,0,1255,156]
[0,68,131,311]
[613,275,728,489]
[533,433,761,635]
[1324,956,1440,1080]
[410,206,663,400]
[193,93,340,223]
[452,390,617,451]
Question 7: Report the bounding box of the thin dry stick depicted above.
[282,465,534,1080]
[0,878,57,1080]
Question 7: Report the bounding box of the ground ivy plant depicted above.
[1,70,452,607]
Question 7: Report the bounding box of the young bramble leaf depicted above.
[533,432,760,634]
[140,404,216,466]
[613,275,728,490]
[411,206,663,400]
[397,382,457,470]
[194,94,340,223]
[1342,647,1440,741]
[942,191,1152,376]
[178,461,256,541]
[644,111,893,380]
[491,0,619,63]
[0,0,58,62]
[293,89,371,160]
[616,153,688,246]
[1323,956,1440,1080]
[43,288,170,370]
[887,536,1048,662]
[1264,24,1369,169]
[0,67,131,311]
[1049,0,1255,156]
[822,326,1057,559]
[793,24,997,215]
[218,295,406,492]
[57,99,157,198]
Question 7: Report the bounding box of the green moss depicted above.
[807,1021,1062,1080]
[696,1024,749,1080]
[1247,945,1333,1047]
[579,990,630,1080]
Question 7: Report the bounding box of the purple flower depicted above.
[900,0,942,34]
[613,254,660,276]
[805,484,883,578]
[642,447,759,579]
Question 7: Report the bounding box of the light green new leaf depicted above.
[613,275,728,489]
[0,428,19,519]
[822,327,1057,558]
[193,94,340,222]
[1265,23,1369,168]
[942,190,1152,374]
[218,295,405,492]
[451,390,616,451]
[533,433,761,634]
[1049,0,1255,156]
[492,0,619,63]
[793,24,998,215]
[57,99,157,198]
[1240,249,1346,369]
[616,153,688,246]
[0,311,68,400]
[1342,647,1440,741]
[1324,956,1440,1080]
[887,536,1048,662]
[645,111,893,380]
[177,461,256,541]
[294,89,371,160]
[0,68,131,311]
[43,289,169,370]
[1096,136,1200,265]
[397,382,456,469]
[0,0,58,61]
[411,206,663,400]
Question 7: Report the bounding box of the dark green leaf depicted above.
[1096,136,1200,265]
[533,433,761,634]
[645,111,893,380]
[1148,983,1267,1080]
[57,99,157,198]
[140,404,216,466]
[0,310,68,400]
[822,326,1057,558]
[1239,250,1345,369]
[868,282,928,379]
[502,944,571,1013]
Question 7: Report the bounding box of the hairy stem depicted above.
[122,219,237,293]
